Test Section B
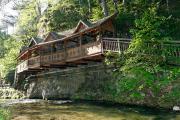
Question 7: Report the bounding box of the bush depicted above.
[0,109,10,120]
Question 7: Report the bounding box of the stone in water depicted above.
[173,106,180,111]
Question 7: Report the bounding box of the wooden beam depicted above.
[82,58,102,62]
[43,65,67,69]
[50,66,67,68]
[27,69,44,72]
[71,40,79,43]
[80,34,82,57]
[66,61,88,66]
[49,63,78,68]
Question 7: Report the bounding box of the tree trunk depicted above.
[122,0,125,12]
[113,0,119,13]
[35,0,41,16]
[99,0,109,17]
[79,0,82,6]
[166,0,169,13]
[87,0,91,13]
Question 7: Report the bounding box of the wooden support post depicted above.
[64,40,67,61]
[39,48,42,67]
[27,50,29,66]
[80,34,82,56]
[51,44,53,62]
[13,69,17,88]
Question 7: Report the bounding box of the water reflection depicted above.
[1,100,180,120]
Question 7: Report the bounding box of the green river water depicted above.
[0,99,179,120]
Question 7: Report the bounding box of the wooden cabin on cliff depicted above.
[15,13,131,85]
[15,13,180,89]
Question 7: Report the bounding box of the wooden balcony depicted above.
[16,40,103,73]
[40,41,102,65]
[16,60,28,73]
[28,56,41,68]
[16,56,41,74]
[16,38,180,74]
[102,38,131,52]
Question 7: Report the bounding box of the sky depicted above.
[0,0,55,34]
[0,1,19,34]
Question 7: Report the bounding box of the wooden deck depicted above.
[16,38,180,73]
[17,40,104,73]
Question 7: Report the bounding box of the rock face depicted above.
[26,63,112,99]
[25,63,179,109]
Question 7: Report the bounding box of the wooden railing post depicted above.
[101,38,103,54]
[117,38,120,53]
[100,34,104,54]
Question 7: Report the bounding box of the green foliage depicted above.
[90,1,103,21]
[0,33,9,58]
[104,3,180,107]
[16,0,41,42]
[39,0,117,32]
[0,87,25,99]
[114,12,134,37]
[5,70,15,86]
[125,4,173,71]
[0,34,22,79]
[41,0,82,32]
[114,66,179,105]
[0,109,10,120]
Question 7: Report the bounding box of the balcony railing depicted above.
[16,60,28,73]
[16,38,180,73]
[16,40,102,73]
[28,56,40,68]
[102,38,131,52]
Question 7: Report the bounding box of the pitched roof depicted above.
[18,13,117,59]
[50,32,61,39]
[20,46,28,53]
[28,37,43,47]
[82,19,93,27]
[92,12,117,27]
[37,13,117,46]
[73,19,92,33]
[35,37,44,44]
[44,32,66,42]
[60,28,76,36]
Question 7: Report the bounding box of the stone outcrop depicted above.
[26,63,112,99]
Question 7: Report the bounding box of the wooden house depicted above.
[16,13,131,75]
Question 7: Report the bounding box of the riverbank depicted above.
[0,87,25,99]
[24,64,180,109]
[72,99,177,112]
[0,99,179,120]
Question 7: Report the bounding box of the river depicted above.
[0,99,179,120]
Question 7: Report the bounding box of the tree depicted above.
[88,0,91,13]
[0,33,22,79]
[15,0,42,43]
[39,0,82,32]
[109,3,180,105]
[113,0,119,12]
[122,0,125,11]
[166,0,169,12]
[126,4,173,70]
[99,0,109,16]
